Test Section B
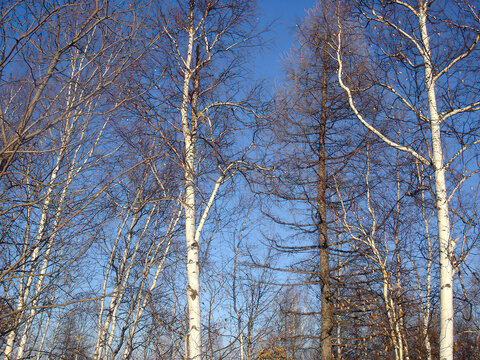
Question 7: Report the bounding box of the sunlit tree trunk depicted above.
[413,161,433,360]
[178,5,201,357]
[335,0,476,356]
[417,6,453,359]
[4,122,71,359]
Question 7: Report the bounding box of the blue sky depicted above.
[255,0,316,88]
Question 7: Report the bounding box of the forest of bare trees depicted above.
[1,1,479,360]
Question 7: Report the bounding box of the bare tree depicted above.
[334,145,424,360]
[145,1,266,358]
[259,2,372,358]
[0,1,146,358]
[336,1,480,359]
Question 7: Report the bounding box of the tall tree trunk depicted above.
[318,56,333,360]
[180,4,201,358]
[418,5,453,360]
[417,162,433,360]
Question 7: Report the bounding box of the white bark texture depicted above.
[417,6,453,359]
[336,1,456,358]
[179,6,202,358]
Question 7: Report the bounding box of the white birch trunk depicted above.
[179,5,201,358]
[120,206,181,360]
[94,207,142,360]
[3,209,31,359]
[4,133,67,359]
[336,5,455,358]
[4,41,99,359]
[17,95,89,359]
[418,6,454,360]
[93,202,133,360]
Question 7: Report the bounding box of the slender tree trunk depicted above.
[4,130,68,359]
[17,91,89,358]
[418,5,453,360]
[431,122,453,360]
[417,162,433,360]
[233,241,244,360]
[318,50,333,360]
[120,207,180,360]
[179,5,201,358]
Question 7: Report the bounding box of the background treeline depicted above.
[0,1,479,360]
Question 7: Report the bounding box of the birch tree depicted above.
[147,1,266,358]
[336,1,480,359]
[334,145,427,359]
[0,1,145,357]
[92,162,182,360]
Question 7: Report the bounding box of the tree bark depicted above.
[179,5,201,358]
[336,2,455,358]
[418,5,453,360]
[318,59,333,360]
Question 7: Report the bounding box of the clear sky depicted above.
[255,0,316,89]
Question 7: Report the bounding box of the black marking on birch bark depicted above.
[188,286,198,300]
